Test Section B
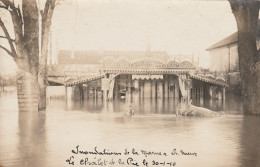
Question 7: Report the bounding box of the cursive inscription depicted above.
[72,145,122,156]
[66,146,198,166]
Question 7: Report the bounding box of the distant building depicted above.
[207,25,260,73]
[48,50,228,100]
[207,32,239,73]
[206,28,260,94]
[51,50,195,79]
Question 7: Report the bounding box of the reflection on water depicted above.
[17,111,47,167]
[240,117,260,167]
[48,93,243,115]
[192,94,243,114]
[0,90,260,167]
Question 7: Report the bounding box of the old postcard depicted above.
[0,0,259,167]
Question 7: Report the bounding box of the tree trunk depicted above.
[38,0,56,110]
[38,77,47,111]
[38,25,49,110]
[17,72,40,112]
[16,59,40,112]
[256,62,260,116]
[230,1,260,115]
[239,31,258,115]
[0,0,56,112]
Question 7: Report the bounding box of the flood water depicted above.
[0,88,260,167]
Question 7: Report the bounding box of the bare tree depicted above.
[229,0,260,115]
[0,0,56,111]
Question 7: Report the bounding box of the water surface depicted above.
[0,89,260,167]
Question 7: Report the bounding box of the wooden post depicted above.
[187,88,190,105]
[217,90,222,100]
[129,77,131,101]
[199,86,204,106]
[208,86,213,99]
[102,75,109,101]
[186,75,191,105]
[152,80,156,98]
[86,87,90,99]
[118,79,121,99]
[200,86,204,99]
[81,85,84,100]
[196,88,200,99]
[174,79,179,100]
[71,86,75,100]
[79,85,84,101]
[94,87,97,99]
[222,87,226,100]
[65,86,67,101]
[103,90,107,101]
[164,76,168,98]
[107,74,115,101]
[144,80,151,97]
[169,81,174,98]
[194,88,197,100]
[115,81,118,100]
[130,77,133,99]
[157,81,163,98]
[133,80,139,98]
[140,80,144,99]
[124,75,132,102]
[126,76,129,99]
[64,86,72,100]
[192,88,196,100]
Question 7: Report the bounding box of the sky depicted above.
[52,0,237,67]
[0,0,237,74]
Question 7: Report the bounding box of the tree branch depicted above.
[0,4,8,10]
[228,0,239,11]
[0,17,16,56]
[0,0,23,44]
[41,0,56,52]
[0,44,15,58]
[0,0,16,11]
[229,0,260,12]
[0,35,15,42]
[17,5,23,26]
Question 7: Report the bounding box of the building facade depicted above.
[207,30,260,94]
[207,30,260,73]
[207,32,239,73]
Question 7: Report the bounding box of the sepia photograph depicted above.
[0,0,260,166]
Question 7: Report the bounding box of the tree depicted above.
[0,75,6,91]
[229,0,260,115]
[0,0,56,111]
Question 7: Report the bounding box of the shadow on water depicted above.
[17,111,47,167]
[0,89,47,167]
[239,116,260,167]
